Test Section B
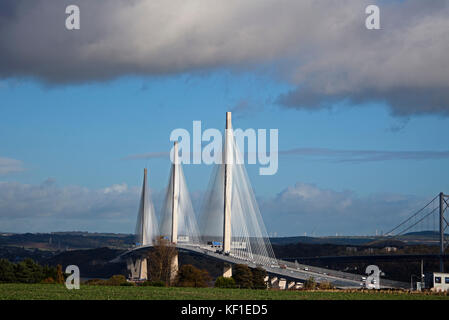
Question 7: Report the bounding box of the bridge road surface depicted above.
[113,243,407,289]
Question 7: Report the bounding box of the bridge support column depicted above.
[270,277,278,288]
[223,263,232,278]
[127,257,148,280]
[223,112,233,255]
[278,278,287,290]
[139,258,148,280]
[170,255,178,284]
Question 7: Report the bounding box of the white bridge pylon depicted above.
[159,141,201,246]
[199,112,278,270]
[129,168,159,280]
[128,112,277,280]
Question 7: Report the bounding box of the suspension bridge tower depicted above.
[439,192,449,272]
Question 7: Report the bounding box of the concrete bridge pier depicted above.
[127,257,148,280]
[270,276,278,287]
[278,278,287,290]
[223,263,232,278]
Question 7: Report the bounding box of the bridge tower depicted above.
[170,141,180,282]
[128,168,150,280]
[223,112,233,277]
[439,192,449,272]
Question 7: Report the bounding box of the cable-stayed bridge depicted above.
[112,112,447,290]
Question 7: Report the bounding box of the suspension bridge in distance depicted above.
[111,112,448,290]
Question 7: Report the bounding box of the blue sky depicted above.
[0,0,448,236]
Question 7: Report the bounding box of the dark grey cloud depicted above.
[278,87,449,117]
[0,0,448,116]
[280,148,449,163]
[230,99,264,119]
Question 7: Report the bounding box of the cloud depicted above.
[230,99,264,119]
[0,0,448,116]
[0,157,25,175]
[279,148,449,163]
[0,178,434,236]
[0,179,154,233]
[260,182,430,236]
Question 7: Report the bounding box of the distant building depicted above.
[177,235,189,242]
[384,246,397,253]
[424,272,449,292]
[346,247,358,253]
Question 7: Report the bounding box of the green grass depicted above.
[1,284,449,300]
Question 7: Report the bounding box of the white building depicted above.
[425,272,449,292]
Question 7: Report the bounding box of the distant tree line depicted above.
[0,258,64,284]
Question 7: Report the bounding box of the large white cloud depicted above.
[0,0,448,115]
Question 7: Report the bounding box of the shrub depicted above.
[41,277,55,284]
[85,278,106,285]
[106,274,127,286]
[251,267,267,289]
[232,264,253,289]
[303,277,317,290]
[215,276,236,288]
[120,282,136,286]
[318,281,334,290]
[176,264,211,288]
[141,280,166,287]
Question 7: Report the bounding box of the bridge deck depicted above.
[112,243,408,289]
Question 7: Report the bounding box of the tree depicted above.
[0,259,15,283]
[56,264,64,284]
[14,259,43,283]
[0,259,58,284]
[251,267,267,289]
[304,277,317,290]
[24,259,44,282]
[318,281,334,290]
[176,264,211,288]
[232,264,253,289]
[214,276,236,288]
[148,237,178,286]
[43,264,57,281]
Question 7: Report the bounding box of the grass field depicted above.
[1,284,449,300]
